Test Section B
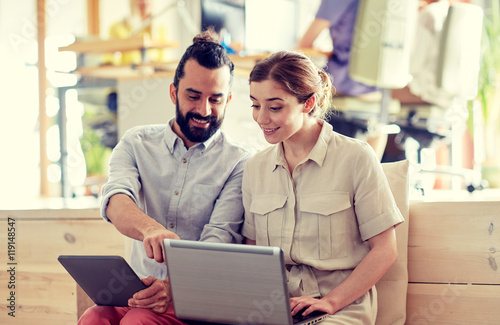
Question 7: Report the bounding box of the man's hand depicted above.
[142,226,180,263]
[128,276,172,314]
[107,194,179,264]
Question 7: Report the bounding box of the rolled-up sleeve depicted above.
[100,132,142,222]
[352,143,404,241]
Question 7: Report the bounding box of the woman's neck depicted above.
[282,119,322,174]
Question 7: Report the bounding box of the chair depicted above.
[375,160,410,325]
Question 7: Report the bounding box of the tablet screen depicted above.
[58,255,148,307]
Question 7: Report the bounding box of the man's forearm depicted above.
[106,193,164,241]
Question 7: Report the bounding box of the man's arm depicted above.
[107,193,179,263]
[198,155,250,243]
[297,18,330,48]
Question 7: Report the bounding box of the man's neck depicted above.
[172,121,196,149]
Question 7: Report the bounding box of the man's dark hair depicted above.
[173,30,235,89]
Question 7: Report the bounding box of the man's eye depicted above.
[189,96,200,100]
[210,98,222,104]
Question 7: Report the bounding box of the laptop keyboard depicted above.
[292,309,327,324]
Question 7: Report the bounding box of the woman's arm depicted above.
[290,226,398,316]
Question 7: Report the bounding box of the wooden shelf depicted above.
[59,35,179,54]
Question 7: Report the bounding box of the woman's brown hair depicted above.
[249,51,335,119]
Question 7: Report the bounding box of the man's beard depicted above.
[175,100,224,143]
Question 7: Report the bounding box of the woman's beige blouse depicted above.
[242,121,404,298]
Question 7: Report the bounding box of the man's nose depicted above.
[196,99,212,117]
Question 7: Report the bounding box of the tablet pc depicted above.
[58,255,147,307]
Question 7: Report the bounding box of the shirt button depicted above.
[169,223,174,228]
[174,190,179,195]
[201,151,205,155]
[182,158,187,163]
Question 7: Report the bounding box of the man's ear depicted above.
[226,92,233,105]
[303,95,316,114]
[169,84,177,105]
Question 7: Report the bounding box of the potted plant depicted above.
[471,1,500,187]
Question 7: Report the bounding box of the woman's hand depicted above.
[290,296,338,317]
[128,276,172,314]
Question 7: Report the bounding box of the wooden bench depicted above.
[1,196,499,324]
[406,200,500,324]
[0,200,125,325]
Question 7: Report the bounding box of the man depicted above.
[78,31,252,324]
[297,0,378,97]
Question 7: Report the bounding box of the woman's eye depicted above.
[269,107,281,111]
[251,104,260,109]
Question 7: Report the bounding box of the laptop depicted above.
[58,255,148,307]
[163,239,328,325]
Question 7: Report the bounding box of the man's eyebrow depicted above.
[186,88,225,97]
[186,88,202,95]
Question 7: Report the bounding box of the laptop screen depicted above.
[163,239,293,325]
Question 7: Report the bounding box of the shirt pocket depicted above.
[298,192,351,260]
[249,195,287,246]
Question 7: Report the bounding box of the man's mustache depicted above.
[186,112,217,123]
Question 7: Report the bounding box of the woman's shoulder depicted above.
[330,130,373,152]
[328,131,381,169]
[247,145,276,167]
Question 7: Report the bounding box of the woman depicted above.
[242,51,404,324]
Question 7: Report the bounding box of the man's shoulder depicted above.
[122,124,167,141]
[217,131,257,160]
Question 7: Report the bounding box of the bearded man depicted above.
[78,31,252,325]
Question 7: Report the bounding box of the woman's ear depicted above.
[303,95,316,114]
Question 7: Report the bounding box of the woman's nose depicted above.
[254,108,268,124]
